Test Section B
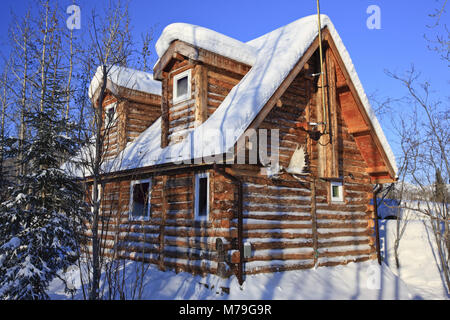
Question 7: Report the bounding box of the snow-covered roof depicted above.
[89,65,162,99]
[155,23,257,67]
[105,14,397,176]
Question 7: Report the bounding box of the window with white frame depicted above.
[129,179,151,220]
[105,103,117,128]
[91,184,102,213]
[194,172,209,220]
[173,69,191,104]
[330,181,344,202]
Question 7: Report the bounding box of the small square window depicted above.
[176,76,188,97]
[332,185,339,198]
[129,179,151,220]
[173,70,191,104]
[194,172,209,220]
[330,181,344,202]
[105,103,117,127]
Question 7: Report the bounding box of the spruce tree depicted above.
[0,58,88,300]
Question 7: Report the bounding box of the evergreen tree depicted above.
[0,48,88,300]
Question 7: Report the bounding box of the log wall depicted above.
[125,92,161,146]
[86,170,234,276]
[101,95,120,161]
[238,173,315,274]
[101,90,161,160]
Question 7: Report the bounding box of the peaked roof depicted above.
[89,65,162,99]
[105,14,397,178]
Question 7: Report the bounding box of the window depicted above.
[173,69,191,104]
[330,181,344,202]
[194,172,209,220]
[129,179,151,220]
[105,103,117,127]
[91,184,102,213]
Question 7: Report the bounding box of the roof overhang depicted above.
[153,40,251,80]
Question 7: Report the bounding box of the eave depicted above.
[153,40,251,80]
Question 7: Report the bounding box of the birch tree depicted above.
[0,59,13,195]
[8,8,33,181]
[0,0,88,299]
[386,0,449,294]
[74,0,133,300]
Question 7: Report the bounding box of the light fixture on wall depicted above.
[296,122,325,141]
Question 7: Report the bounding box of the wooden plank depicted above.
[207,70,240,85]
[159,175,168,271]
[311,178,318,266]
[325,47,339,178]
[366,166,388,174]
[153,42,180,79]
[353,134,386,168]
[348,126,371,136]
[117,88,161,105]
[194,64,208,126]
[161,77,169,148]
[316,53,327,178]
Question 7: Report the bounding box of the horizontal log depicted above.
[317,255,373,268]
[244,229,313,239]
[244,260,314,274]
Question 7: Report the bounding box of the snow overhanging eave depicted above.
[153,22,257,79]
[89,65,162,100]
[153,39,254,81]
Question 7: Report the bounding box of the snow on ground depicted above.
[48,259,412,300]
[379,220,449,300]
[46,218,450,300]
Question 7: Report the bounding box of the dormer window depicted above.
[105,103,117,127]
[173,69,191,104]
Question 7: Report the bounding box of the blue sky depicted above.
[0,0,447,160]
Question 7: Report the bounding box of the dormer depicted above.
[89,66,162,159]
[153,24,256,147]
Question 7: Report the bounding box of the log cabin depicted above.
[79,15,398,284]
